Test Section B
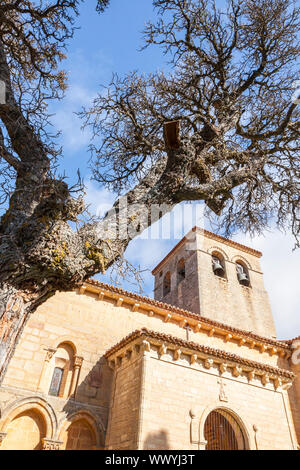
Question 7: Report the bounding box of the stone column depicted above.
[69,355,83,398]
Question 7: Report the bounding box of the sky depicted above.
[49,0,299,340]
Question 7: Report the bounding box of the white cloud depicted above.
[50,48,113,151]
[51,83,95,151]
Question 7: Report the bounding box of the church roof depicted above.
[85,278,291,350]
[104,328,294,380]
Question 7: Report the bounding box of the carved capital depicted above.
[45,348,57,362]
[42,438,63,451]
[74,355,83,368]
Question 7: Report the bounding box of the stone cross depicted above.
[184,324,192,341]
[218,378,228,402]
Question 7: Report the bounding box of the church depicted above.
[0,227,299,450]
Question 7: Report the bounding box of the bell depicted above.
[212,260,224,275]
[237,271,249,284]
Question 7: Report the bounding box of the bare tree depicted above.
[0,0,299,382]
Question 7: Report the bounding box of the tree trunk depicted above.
[0,282,55,382]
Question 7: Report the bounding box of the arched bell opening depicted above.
[211,252,226,279]
[236,261,251,287]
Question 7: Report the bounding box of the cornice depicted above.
[82,279,291,358]
[104,328,294,390]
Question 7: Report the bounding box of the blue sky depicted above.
[48,0,299,340]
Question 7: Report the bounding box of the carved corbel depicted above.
[204,358,214,369]
[225,333,232,342]
[164,314,172,323]
[190,354,198,365]
[194,323,202,333]
[98,291,105,301]
[159,343,167,357]
[141,340,151,354]
[174,348,182,361]
[208,328,215,337]
[116,297,123,307]
[219,362,228,375]
[273,377,282,390]
[247,369,255,382]
[281,380,293,390]
[232,366,242,377]
[261,373,270,386]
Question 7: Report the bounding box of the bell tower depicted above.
[152,227,277,339]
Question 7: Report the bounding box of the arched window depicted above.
[177,258,186,284]
[163,272,171,296]
[211,253,226,278]
[204,409,247,450]
[46,342,82,399]
[236,261,250,286]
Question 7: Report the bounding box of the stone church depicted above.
[0,227,299,450]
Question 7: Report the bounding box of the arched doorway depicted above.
[1,409,46,450]
[204,409,246,450]
[62,418,97,450]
